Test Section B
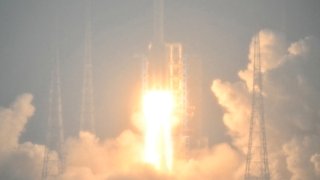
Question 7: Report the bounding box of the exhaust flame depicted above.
[142,90,174,172]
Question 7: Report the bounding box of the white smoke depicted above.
[60,130,241,179]
[1,30,319,180]
[0,94,241,180]
[0,94,44,180]
[211,30,320,180]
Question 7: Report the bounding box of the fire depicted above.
[142,90,175,171]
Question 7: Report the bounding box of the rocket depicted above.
[146,0,169,89]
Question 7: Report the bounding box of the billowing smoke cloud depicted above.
[0,94,44,180]
[0,94,241,180]
[0,94,35,151]
[212,30,320,180]
[1,30,319,180]
[62,134,241,180]
[61,130,145,180]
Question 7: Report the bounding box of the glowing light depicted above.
[142,90,174,171]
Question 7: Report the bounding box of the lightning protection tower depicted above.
[42,49,65,180]
[244,34,270,180]
[80,0,95,133]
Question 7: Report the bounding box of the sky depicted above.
[0,0,320,179]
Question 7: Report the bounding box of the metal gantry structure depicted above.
[42,50,65,180]
[80,0,95,133]
[166,44,189,148]
[244,34,270,180]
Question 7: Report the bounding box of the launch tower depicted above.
[80,0,96,133]
[244,34,270,180]
[41,49,65,180]
[166,43,189,148]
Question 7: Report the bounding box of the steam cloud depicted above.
[212,30,320,180]
[0,94,44,180]
[1,30,319,180]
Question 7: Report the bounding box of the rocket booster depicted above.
[146,0,169,89]
[147,41,168,88]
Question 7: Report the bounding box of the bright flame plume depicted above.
[142,90,175,172]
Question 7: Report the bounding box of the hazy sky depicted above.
[0,0,319,146]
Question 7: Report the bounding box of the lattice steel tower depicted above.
[80,0,95,133]
[42,48,65,180]
[244,34,270,180]
[167,44,186,122]
[166,44,189,148]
